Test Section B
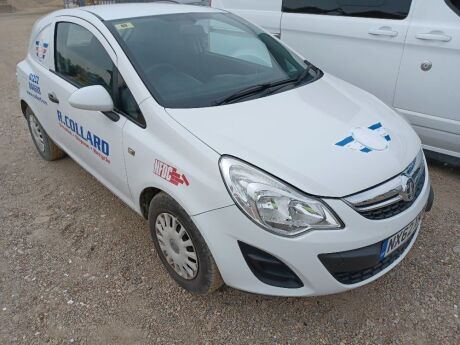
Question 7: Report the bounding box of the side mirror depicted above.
[68,85,114,112]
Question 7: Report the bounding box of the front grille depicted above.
[360,169,425,220]
[344,151,426,220]
[319,232,416,285]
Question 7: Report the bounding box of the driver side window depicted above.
[55,22,145,127]
[55,22,114,92]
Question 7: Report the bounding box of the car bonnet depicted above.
[166,74,421,197]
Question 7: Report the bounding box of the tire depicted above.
[26,107,66,161]
[148,192,223,294]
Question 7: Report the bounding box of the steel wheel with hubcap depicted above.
[155,212,198,280]
[29,114,46,152]
[25,107,66,161]
[149,192,223,294]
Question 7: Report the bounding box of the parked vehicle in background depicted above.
[211,0,460,159]
[64,0,211,8]
[179,0,212,5]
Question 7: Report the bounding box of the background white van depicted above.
[211,0,460,160]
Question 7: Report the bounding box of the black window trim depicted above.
[281,0,413,20]
[445,0,460,16]
[112,68,147,128]
[52,19,147,129]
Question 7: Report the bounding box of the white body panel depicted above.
[17,4,432,296]
[123,98,234,216]
[212,0,460,158]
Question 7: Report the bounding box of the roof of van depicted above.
[79,3,222,21]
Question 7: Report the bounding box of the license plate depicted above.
[380,214,422,260]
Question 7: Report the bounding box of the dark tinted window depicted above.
[282,0,412,20]
[55,22,114,91]
[55,22,145,127]
[115,73,146,127]
[446,0,460,16]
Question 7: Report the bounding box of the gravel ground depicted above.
[0,8,459,345]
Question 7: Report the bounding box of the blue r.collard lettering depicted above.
[56,110,110,158]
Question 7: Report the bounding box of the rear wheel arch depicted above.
[20,100,29,117]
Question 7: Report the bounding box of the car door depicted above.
[48,17,132,201]
[394,0,460,157]
[280,0,413,106]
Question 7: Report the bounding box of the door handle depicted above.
[48,92,59,104]
[368,28,398,37]
[415,32,452,42]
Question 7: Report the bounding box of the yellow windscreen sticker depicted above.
[115,22,134,30]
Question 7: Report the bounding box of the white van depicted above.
[211,0,460,159]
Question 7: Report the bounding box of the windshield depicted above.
[108,12,321,108]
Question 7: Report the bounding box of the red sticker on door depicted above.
[154,159,189,187]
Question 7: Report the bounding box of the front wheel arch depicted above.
[139,187,162,219]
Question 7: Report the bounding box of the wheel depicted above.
[26,107,65,161]
[148,192,223,294]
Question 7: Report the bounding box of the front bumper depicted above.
[192,169,432,296]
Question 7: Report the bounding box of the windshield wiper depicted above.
[277,60,319,87]
[213,82,277,106]
[213,62,320,106]
[261,62,322,97]
[295,60,314,85]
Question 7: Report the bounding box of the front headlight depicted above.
[219,156,343,237]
